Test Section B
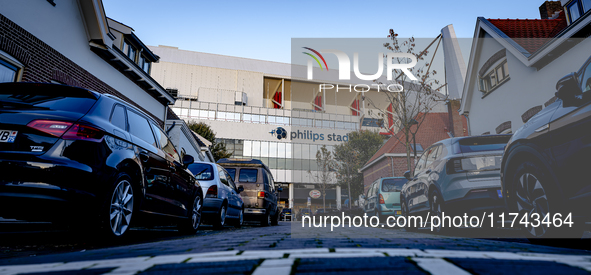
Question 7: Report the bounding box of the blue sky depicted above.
[103,0,546,64]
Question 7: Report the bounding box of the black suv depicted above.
[501,55,591,239]
[0,83,203,238]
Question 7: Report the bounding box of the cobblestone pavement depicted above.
[1,221,591,274]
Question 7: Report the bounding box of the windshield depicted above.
[225,168,236,181]
[458,136,511,153]
[0,91,96,113]
[239,168,258,183]
[382,178,407,192]
[187,163,214,181]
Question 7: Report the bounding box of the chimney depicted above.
[539,1,563,19]
[446,99,467,137]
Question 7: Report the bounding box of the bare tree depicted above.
[366,30,447,172]
[309,145,337,212]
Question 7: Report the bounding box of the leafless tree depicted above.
[309,145,337,212]
[365,30,447,172]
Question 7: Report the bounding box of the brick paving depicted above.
[1,221,590,274]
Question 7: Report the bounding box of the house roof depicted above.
[459,10,591,116]
[487,13,566,54]
[360,112,455,172]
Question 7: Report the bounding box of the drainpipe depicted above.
[390,156,395,177]
[463,113,471,136]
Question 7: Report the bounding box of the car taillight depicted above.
[379,194,385,204]
[206,185,217,198]
[447,158,463,174]
[62,124,104,142]
[258,191,265,198]
[27,120,73,137]
[27,120,104,142]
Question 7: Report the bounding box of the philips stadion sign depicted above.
[269,127,349,142]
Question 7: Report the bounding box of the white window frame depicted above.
[0,50,24,82]
[479,59,510,95]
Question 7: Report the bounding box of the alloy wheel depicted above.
[220,206,227,227]
[191,196,202,230]
[431,194,443,232]
[109,180,134,236]
[515,172,549,237]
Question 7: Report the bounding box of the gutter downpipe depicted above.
[390,156,395,177]
[463,112,471,136]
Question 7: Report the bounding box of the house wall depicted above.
[465,32,591,135]
[0,0,166,121]
[0,12,163,124]
[362,156,416,194]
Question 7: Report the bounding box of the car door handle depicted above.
[139,152,149,162]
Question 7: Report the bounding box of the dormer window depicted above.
[567,0,591,24]
[122,40,137,62]
[139,55,151,74]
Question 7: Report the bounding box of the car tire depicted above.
[178,192,203,234]
[430,192,446,234]
[401,200,417,232]
[261,210,271,226]
[100,173,136,239]
[214,204,228,229]
[509,161,584,240]
[233,208,244,228]
[271,209,279,226]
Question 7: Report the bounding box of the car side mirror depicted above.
[277,187,283,192]
[237,186,244,193]
[403,170,412,180]
[182,154,194,168]
[555,72,582,107]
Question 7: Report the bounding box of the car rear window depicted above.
[188,163,214,181]
[239,168,258,183]
[382,178,407,192]
[458,136,511,153]
[225,168,236,181]
[0,85,97,114]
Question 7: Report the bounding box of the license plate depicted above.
[497,190,503,198]
[396,210,402,215]
[0,130,17,143]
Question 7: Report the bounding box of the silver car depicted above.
[187,161,244,228]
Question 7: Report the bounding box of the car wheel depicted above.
[234,208,244,228]
[401,200,417,232]
[261,210,271,226]
[178,192,203,234]
[510,161,583,239]
[430,192,445,234]
[214,204,227,229]
[271,209,279,226]
[104,173,135,238]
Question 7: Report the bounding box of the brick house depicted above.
[0,0,205,161]
[459,0,591,135]
[359,100,467,194]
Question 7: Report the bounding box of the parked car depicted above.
[362,177,407,219]
[187,161,244,228]
[0,83,203,238]
[401,135,511,232]
[217,158,281,226]
[501,56,591,239]
[313,208,342,217]
[280,208,293,221]
[298,208,312,221]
